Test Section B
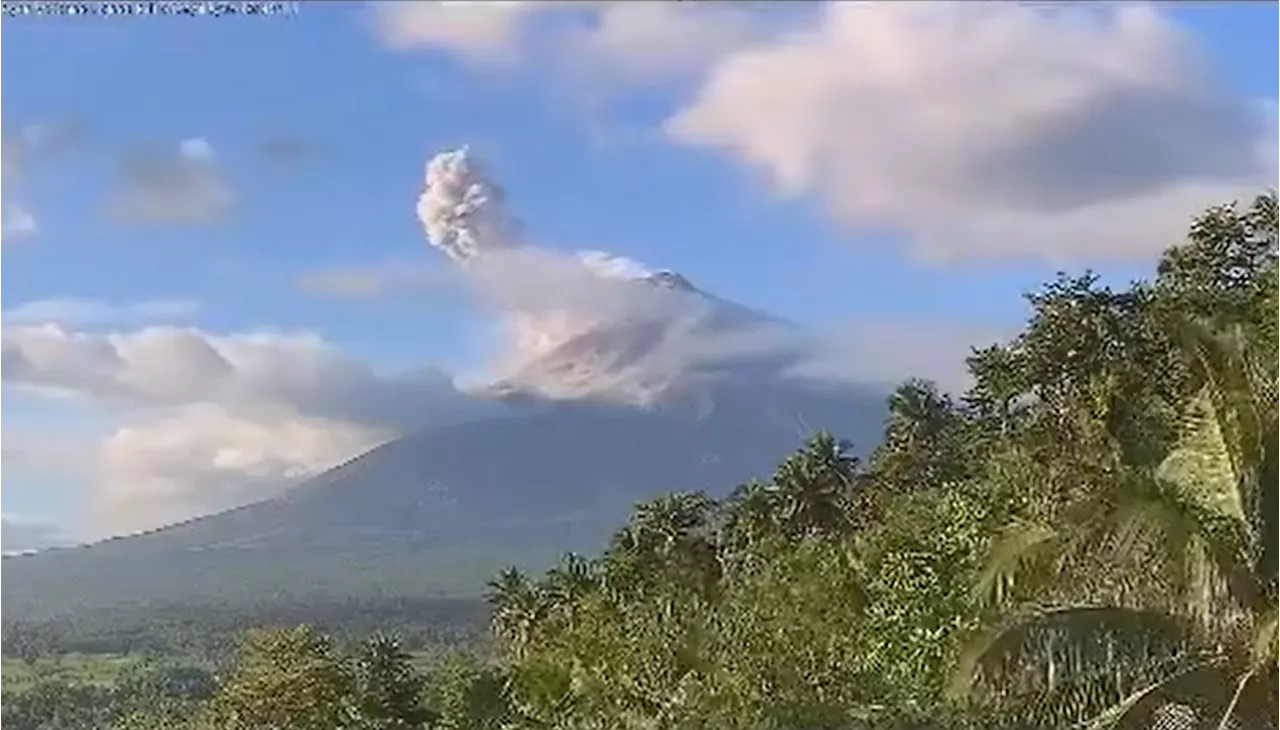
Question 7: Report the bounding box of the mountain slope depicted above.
[2,386,886,618]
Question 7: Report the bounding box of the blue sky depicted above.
[2,2,1276,546]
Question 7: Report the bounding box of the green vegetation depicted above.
[4,194,1276,728]
[1,653,148,693]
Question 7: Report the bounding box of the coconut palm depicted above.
[486,567,547,660]
[952,318,1278,729]
[769,431,862,538]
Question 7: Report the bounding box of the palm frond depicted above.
[971,520,1065,609]
[1070,655,1228,727]
[1106,478,1255,622]
[1252,605,1278,671]
[1157,386,1245,524]
[950,606,1197,724]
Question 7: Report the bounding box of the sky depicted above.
[1,1,1276,550]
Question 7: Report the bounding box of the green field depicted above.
[2,653,148,694]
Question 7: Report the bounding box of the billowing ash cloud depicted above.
[415,147,750,398]
[417,147,521,264]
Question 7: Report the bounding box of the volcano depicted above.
[1,149,891,618]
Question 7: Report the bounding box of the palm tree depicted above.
[540,553,598,630]
[952,320,1278,729]
[720,479,781,556]
[770,431,861,538]
[351,633,432,729]
[486,568,547,660]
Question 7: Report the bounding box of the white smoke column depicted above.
[417,147,604,370]
[417,147,520,264]
[416,147,711,396]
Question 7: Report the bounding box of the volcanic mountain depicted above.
[1,150,891,618]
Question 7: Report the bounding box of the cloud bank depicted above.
[377,1,1276,263]
[1,323,491,535]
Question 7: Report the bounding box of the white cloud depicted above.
[3,298,200,326]
[372,1,551,66]
[2,324,477,429]
[373,1,769,86]
[2,324,491,534]
[665,2,1275,262]
[106,137,235,226]
[96,404,387,536]
[553,3,763,86]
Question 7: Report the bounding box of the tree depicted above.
[769,432,863,538]
[423,653,513,730]
[604,491,721,599]
[872,379,972,493]
[200,626,359,730]
[953,194,1279,729]
[351,634,433,730]
[486,567,547,661]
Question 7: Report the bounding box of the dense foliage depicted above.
[5,194,1276,729]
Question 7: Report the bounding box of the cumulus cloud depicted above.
[373,1,769,86]
[96,405,388,535]
[2,324,492,533]
[372,1,553,66]
[665,2,1275,262]
[2,325,478,429]
[106,137,235,226]
[3,298,200,326]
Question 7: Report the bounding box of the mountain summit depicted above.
[416,147,804,408]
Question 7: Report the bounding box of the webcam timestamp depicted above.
[2,1,298,18]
